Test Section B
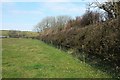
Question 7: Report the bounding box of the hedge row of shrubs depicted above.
[38,18,120,76]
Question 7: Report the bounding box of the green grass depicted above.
[2,38,111,78]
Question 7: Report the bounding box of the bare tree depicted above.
[80,11,101,26]
[90,0,120,19]
[34,15,71,32]
[55,16,71,28]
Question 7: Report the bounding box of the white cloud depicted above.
[1,0,70,2]
[1,0,110,2]
[11,10,44,15]
[0,3,2,28]
[42,2,86,16]
[44,0,70,2]
[2,2,44,16]
[3,0,119,3]
[2,23,33,31]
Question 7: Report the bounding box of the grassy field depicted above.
[2,38,111,78]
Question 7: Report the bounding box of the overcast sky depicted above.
[1,0,108,31]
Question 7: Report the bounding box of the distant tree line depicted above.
[7,30,38,39]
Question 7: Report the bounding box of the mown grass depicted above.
[2,38,111,78]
